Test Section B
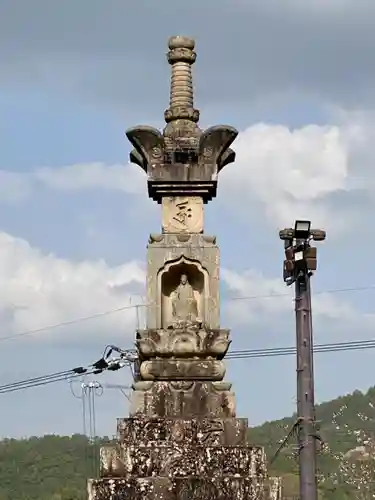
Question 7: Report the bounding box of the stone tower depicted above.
[88,36,268,500]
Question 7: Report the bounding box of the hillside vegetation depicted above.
[1,387,375,499]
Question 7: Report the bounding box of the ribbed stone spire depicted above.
[164,36,199,124]
[126,35,238,203]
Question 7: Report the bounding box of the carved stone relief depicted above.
[162,196,204,233]
[147,234,220,332]
[89,476,265,500]
[117,417,248,447]
[136,327,230,358]
[129,381,237,419]
[158,257,207,330]
[169,273,201,327]
[99,444,266,479]
[139,359,226,381]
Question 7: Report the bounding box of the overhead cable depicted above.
[1,283,375,343]
[0,348,136,395]
[2,338,375,395]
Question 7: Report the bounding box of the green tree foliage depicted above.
[0,434,112,500]
[248,386,375,499]
[1,387,375,499]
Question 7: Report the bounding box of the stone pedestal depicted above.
[88,323,269,500]
[89,477,265,500]
[88,416,267,500]
[87,35,273,500]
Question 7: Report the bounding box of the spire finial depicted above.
[164,36,200,124]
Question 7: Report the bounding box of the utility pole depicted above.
[279,220,326,500]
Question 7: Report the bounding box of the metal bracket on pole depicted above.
[279,220,326,500]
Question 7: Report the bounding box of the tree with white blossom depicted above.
[319,400,375,500]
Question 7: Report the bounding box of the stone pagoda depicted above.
[88,36,271,500]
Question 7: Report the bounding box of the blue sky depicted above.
[1,0,375,438]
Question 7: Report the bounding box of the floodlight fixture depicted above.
[294,220,311,240]
[310,229,326,242]
[279,228,294,241]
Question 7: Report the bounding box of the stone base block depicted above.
[117,417,248,446]
[140,358,225,381]
[136,327,230,358]
[130,381,236,418]
[99,444,266,478]
[88,476,266,500]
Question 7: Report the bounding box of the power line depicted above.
[0,367,89,391]
[0,370,95,394]
[1,283,375,344]
[0,303,142,343]
[1,369,76,389]
[2,337,375,395]
[0,349,122,391]
[227,284,375,302]
[226,338,375,359]
[0,347,137,395]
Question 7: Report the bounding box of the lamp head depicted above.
[310,229,326,241]
[279,228,294,241]
[294,220,311,240]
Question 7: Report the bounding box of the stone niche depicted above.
[147,233,219,329]
[160,257,205,329]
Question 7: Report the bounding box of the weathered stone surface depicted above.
[117,417,248,446]
[87,35,276,500]
[126,37,238,205]
[136,327,230,358]
[129,381,236,418]
[100,444,266,478]
[139,358,226,381]
[162,196,204,233]
[89,476,266,500]
[88,477,163,500]
[147,233,220,330]
[168,273,201,327]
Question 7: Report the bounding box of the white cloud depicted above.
[0,162,146,207]
[224,123,348,227]
[222,267,361,333]
[0,114,374,237]
[220,115,375,232]
[34,162,145,195]
[222,268,292,323]
[0,228,364,350]
[0,232,146,342]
